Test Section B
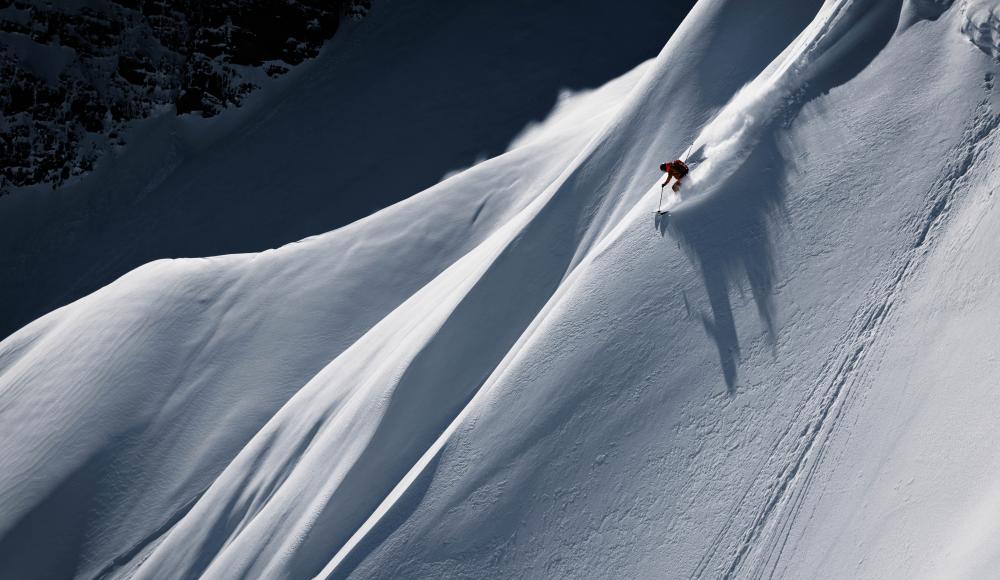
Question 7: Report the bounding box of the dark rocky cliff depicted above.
[0,0,370,193]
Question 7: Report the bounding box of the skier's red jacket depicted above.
[661,159,689,179]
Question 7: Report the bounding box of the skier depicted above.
[660,159,689,192]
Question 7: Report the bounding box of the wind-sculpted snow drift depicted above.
[3,0,1000,578]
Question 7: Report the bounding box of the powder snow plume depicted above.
[667,0,862,206]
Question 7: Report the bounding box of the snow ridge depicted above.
[663,0,860,209]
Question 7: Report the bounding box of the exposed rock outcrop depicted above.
[0,0,370,193]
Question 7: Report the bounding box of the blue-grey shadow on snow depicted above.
[657,0,903,393]
[326,453,444,580]
[661,135,786,395]
[282,194,579,578]
[0,444,109,579]
[139,418,330,580]
[0,424,204,580]
[901,0,953,29]
[801,0,905,103]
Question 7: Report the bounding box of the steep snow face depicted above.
[675,0,893,203]
[2,0,1000,578]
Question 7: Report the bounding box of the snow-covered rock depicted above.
[962,0,1000,58]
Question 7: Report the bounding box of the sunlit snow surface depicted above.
[3,0,1000,578]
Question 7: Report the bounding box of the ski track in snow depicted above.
[705,100,1000,580]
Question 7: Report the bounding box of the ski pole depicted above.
[658,184,665,213]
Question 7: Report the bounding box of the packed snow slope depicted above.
[2,0,1000,578]
[0,0,694,341]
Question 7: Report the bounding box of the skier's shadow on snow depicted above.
[659,136,787,394]
[653,0,905,394]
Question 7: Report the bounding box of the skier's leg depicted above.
[672,178,682,192]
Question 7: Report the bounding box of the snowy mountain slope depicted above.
[2,0,1000,578]
[0,46,654,580]
[0,0,693,341]
[331,3,1000,578]
[774,122,1000,578]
